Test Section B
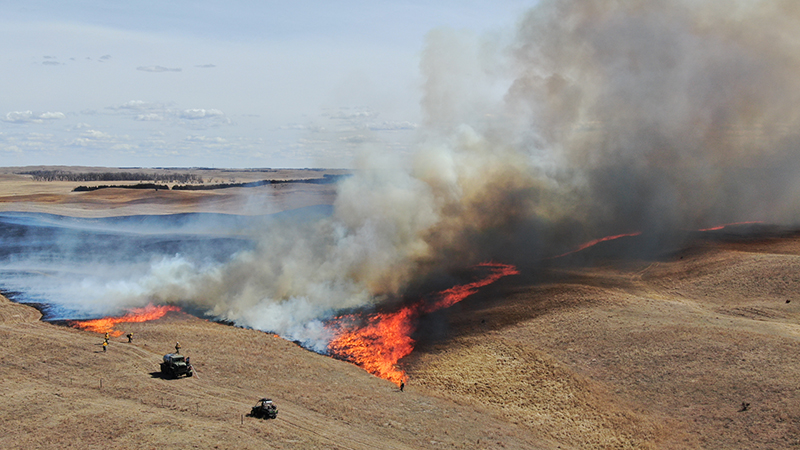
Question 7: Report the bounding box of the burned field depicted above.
[4,219,800,448]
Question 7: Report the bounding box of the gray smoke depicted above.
[31,0,800,349]
[507,0,800,236]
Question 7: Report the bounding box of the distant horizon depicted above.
[1,164,354,171]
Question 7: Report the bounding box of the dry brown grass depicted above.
[0,297,554,450]
[2,167,800,448]
[405,238,800,449]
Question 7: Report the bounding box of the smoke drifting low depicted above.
[5,0,800,350]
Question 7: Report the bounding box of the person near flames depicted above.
[175,341,181,353]
[126,333,133,343]
[400,381,404,392]
[102,340,108,352]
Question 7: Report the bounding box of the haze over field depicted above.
[4,0,800,353]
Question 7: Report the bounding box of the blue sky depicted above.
[1,1,532,168]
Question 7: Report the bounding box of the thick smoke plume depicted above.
[9,0,800,350]
[508,0,800,237]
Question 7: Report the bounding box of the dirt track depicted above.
[2,167,800,448]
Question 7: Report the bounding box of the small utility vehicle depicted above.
[250,398,278,419]
[160,353,193,378]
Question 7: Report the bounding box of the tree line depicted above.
[70,174,350,192]
[20,170,203,184]
[72,174,350,192]
[72,183,170,192]
[171,174,349,190]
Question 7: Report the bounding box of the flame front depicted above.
[551,221,765,260]
[327,306,417,385]
[697,221,764,232]
[551,232,643,259]
[69,304,181,336]
[427,262,520,312]
[327,263,518,385]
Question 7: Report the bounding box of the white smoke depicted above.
[11,0,800,350]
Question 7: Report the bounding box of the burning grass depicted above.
[68,304,181,336]
[551,222,768,260]
[326,262,519,385]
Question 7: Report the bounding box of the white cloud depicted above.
[136,65,181,72]
[185,135,227,143]
[2,110,66,123]
[367,121,418,131]
[109,100,162,111]
[339,135,372,144]
[104,101,230,129]
[0,143,22,154]
[326,108,379,120]
[278,123,308,130]
[81,129,112,139]
[180,108,224,119]
[39,111,66,120]
[297,137,331,145]
[69,129,133,148]
[136,113,164,121]
[4,111,35,122]
[26,132,56,141]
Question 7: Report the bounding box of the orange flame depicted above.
[69,304,181,336]
[550,221,765,260]
[425,262,520,312]
[551,232,643,259]
[697,221,764,231]
[327,263,518,385]
[327,306,417,385]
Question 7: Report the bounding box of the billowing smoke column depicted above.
[505,0,800,239]
[20,0,800,350]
